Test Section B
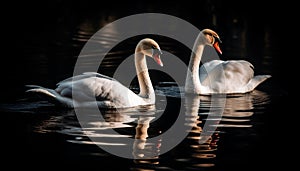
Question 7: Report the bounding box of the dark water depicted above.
[1,1,288,170]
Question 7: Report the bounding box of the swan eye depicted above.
[213,36,222,43]
[152,45,157,49]
[152,48,162,55]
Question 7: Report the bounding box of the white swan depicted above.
[26,38,163,108]
[185,29,271,95]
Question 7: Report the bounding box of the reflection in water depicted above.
[132,116,160,165]
[199,90,270,128]
[34,104,161,161]
[173,94,220,169]
[169,89,270,169]
[3,8,273,169]
[1,1,281,170]
[0,85,271,170]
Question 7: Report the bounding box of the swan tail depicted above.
[246,75,271,92]
[26,85,73,108]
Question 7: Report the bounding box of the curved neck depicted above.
[185,40,205,93]
[135,49,155,99]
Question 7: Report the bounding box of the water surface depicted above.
[1,1,287,170]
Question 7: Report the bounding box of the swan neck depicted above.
[189,44,204,74]
[135,51,155,99]
[185,43,205,93]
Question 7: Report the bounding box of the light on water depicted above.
[1,1,287,170]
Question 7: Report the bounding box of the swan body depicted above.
[185,29,271,95]
[27,38,163,108]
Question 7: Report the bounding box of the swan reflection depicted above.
[176,89,270,169]
[31,88,269,169]
[34,104,161,160]
[132,116,160,164]
[199,90,270,128]
[178,94,220,168]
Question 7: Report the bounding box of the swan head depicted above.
[201,29,222,54]
[137,38,163,67]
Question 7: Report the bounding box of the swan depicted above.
[185,28,271,95]
[26,38,163,108]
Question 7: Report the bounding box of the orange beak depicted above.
[213,42,222,55]
[153,54,163,67]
